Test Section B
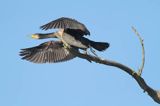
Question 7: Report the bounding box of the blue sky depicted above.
[0,0,160,106]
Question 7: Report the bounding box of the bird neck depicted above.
[38,32,58,39]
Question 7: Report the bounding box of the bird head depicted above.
[31,34,40,39]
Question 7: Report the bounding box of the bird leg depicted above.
[82,49,89,55]
[80,49,92,63]
[89,46,99,57]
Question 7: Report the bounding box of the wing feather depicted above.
[40,17,90,35]
[20,41,77,63]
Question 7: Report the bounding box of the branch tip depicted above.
[131,26,145,76]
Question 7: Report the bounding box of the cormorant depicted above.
[20,17,109,63]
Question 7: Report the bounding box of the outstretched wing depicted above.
[19,41,77,63]
[40,17,90,36]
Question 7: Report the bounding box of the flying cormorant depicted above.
[20,17,109,63]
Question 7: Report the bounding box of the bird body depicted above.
[31,32,109,51]
[20,17,110,63]
[62,32,109,51]
[62,32,88,49]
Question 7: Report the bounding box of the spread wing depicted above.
[40,17,90,36]
[19,41,77,63]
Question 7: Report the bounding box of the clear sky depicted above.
[0,0,160,106]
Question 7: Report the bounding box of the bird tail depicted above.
[90,41,109,51]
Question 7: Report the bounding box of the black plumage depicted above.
[62,32,109,51]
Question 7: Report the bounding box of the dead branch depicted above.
[132,26,145,76]
[66,27,160,104]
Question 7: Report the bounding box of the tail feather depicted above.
[90,41,109,51]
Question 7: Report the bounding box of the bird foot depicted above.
[90,47,99,58]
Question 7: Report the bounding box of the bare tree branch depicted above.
[132,26,145,76]
[65,27,160,104]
